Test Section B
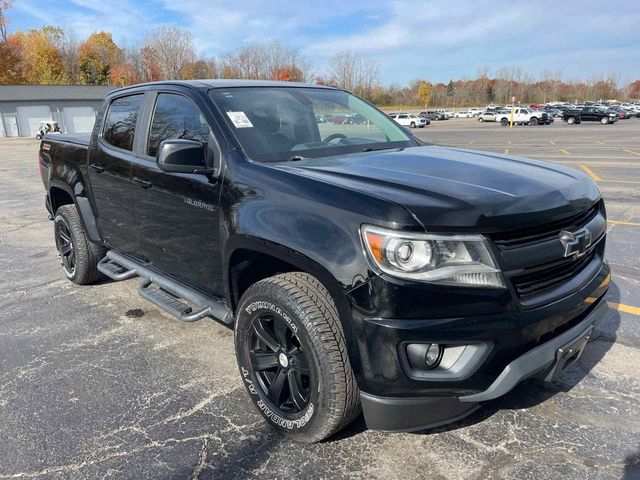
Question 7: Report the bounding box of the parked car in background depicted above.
[543,107,562,118]
[562,106,618,125]
[390,113,427,128]
[420,110,447,121]
[494,108,552,126]
[468,108,482,116]
[454,110,475,118]
[477,109,509,122]
[607,106,631,120]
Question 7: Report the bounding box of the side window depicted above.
[148,94,210,158]
[103,95,143,151]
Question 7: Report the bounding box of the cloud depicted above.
[10,0,640,84]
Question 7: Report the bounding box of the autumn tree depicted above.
[9,27,68,84]
[108,63,137,87]
[78,31,122,84]
[416,81,432,108]
[218,40,310,82]
[180,59,217,80]
[328,50,379,99]
[0,37,24,84]
[143,26,195,80]
[627,80,640,99]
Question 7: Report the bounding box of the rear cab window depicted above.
[102,94,144,151]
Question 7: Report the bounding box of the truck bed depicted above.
[44,133,91,148]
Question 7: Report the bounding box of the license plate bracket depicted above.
[544,326,593,382]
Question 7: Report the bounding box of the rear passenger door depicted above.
[88,93,144,254]
[130,91,225,296]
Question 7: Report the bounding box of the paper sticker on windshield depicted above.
[227,111,253,128]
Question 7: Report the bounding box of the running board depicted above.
[97,251,233,325]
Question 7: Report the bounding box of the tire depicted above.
[478,117,484,122]
[235,272,360,443]
[567,116,576,125]
[601,117,609,125]
[500,118,509,126]
[410,122,416,128]
[54,204,106,285]
[530,117,538,125]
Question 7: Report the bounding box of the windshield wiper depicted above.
[362,146,397,152]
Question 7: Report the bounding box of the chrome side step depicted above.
[97,251,233,325]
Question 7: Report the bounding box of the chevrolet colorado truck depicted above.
[39,80,609,443]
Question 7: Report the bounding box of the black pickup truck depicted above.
[39,80,609,442]
[562,106,618,125]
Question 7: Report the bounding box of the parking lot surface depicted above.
[1,120,639,479]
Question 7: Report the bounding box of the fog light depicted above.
[425,343,443,369]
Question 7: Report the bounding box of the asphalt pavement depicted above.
[1,120,639,479]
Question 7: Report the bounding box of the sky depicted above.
[8,0,640,85]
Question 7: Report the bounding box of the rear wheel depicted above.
[54,204,106,284]
[478,117,484,122]
[235,272,360,443]
[500,118,509,126]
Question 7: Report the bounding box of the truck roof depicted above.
[108,79,336,97]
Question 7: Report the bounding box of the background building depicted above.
[0,85,114,138]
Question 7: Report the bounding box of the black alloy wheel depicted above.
[249,313,313,413]
[55,217,76,277]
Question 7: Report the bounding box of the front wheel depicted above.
[567,116,576,125]
[235,272,360,443]
[601,117,609,125]
[410,122,416,128]
[530,117,539,125]
[500,118,509,126]
[478,117,484,122]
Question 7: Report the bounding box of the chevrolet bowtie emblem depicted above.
[559,229,592,258]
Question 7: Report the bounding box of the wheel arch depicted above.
[225,235,366,382]
[49,181,101,243]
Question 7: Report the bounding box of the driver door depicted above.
[130,91,225,296]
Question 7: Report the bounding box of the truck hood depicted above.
[272,146,600,230]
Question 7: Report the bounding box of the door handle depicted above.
[89,164,105,174]
[133,177,152,189]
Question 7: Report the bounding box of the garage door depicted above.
[16,106,52,137]
[63,107,96,134]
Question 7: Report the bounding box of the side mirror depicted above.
[157,139,207,174]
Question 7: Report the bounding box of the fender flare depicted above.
[49,179,101,243]
[224,234,367,381]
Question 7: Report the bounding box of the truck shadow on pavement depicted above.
[414,281,622,436]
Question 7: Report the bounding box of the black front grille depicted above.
[491,202,605,306]
[512,245,598,298]
[493,203,600,249]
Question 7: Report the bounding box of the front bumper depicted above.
[360,296,608,432]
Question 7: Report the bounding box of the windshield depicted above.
[209,87,415,162]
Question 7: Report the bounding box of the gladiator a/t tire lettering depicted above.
[235,272,360,443]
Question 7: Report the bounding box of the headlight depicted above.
[361,225,505,288]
